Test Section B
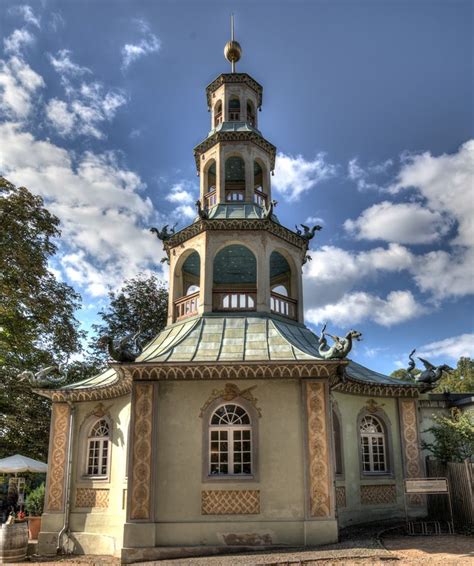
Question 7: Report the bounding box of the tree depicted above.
[0,178,84,460]
[422,409,474,463]
[434,357,474,393]
[390,368,420,381]
[90,274,168,364]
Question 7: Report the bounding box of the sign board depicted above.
[405,478,448,494]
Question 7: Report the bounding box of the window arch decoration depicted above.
[209,403,252,476]
[359,414,387,473]
[86,418,111,477]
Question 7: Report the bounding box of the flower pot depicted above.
[0,521,28,563]
[27,516,41,541]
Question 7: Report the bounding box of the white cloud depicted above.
[273,152,337,201]
[166,183,197,220]
[306,290,425,327]
[417,334,474,361]
[10,5,41,28]
[0,122,164,296]
[304,243,414,308]
[48,49,91,77]
[305,216,325,225]
[348,157,392,192]
[0,55,44,119]
[46,51,127,139]
[121,20,161,70]
[344,201,449,244]
[389,140,474,248]
[3,28,34,55]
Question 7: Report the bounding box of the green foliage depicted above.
[422,409,474,463]
[90,273,168,363]
[434,357,474,393]
[390,368,420,381]
[25,483,45,516]
[0,178,84,460]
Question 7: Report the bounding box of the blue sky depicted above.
[1,0,473,373]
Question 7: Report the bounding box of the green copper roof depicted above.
[196,203,279,223]
[209,121,261,138]
[136,315,319,363]
[50,315,417,392]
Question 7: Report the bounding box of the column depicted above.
[303,380,338,545]
[399,399,424,507]
[37,402,72,555]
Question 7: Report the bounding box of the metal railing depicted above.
[213,289,257,312]
[225,188,245,202]
[214,113,222,127]
[205,189,217,208]
[254,188,267,207]
[175,291,200,321]
[270,292,297,320]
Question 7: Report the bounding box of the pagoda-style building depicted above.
[37,26,427,563]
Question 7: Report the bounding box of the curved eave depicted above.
[193,130,276,173]
[164,217,307,252]
[33,367,132,403]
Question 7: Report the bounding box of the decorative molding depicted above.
[306,382,331,518]
[129,383,154,520]
[365,398,385,414]
[165,217,306,253]
[206,73,263,109]
[199,383,261,417]
[75,488,109,508]
[333,377,419,398]
[46,403,70,512]
[360,484,397,505]
[130,362,334,382]
[201,490,260,515]
[85,402,112,420]
[399,399,424,506]
[335,486,346,508]
[194,131,276,172]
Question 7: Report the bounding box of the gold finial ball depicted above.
[224,40,242,64]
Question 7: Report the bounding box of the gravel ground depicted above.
[21,523,474,565]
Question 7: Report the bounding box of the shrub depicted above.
[25,483,45,516]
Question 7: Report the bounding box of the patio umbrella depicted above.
[0,454,47,474]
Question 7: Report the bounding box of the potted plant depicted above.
[25,483,45,540]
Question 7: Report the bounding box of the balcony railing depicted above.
[213,289,257,312]
[254,188,267,208]
[225,188,245,202]
[205,188,217,208]
[175,291,200,321]
[214,113,222,127]
[229,111,240,121]
[271,292,297,320]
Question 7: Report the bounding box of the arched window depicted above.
[174,250,200,321]
[360,415,387,473]
[253,160,267,207]
[86,419,110,477]
[332,409,343,476]
[214,100,222,128]
[270,251,297,319]
[225,156,245,202]
[247,100,256,127]
[228,96,240,121]
[209,404,252,476]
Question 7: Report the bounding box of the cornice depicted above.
[333,375,420,398]
[206,73,263,109]
[164,217,307,253]
[194,130,276,172]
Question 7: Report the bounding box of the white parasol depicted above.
[0,454,48,474]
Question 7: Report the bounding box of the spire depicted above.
[224,14,242,73]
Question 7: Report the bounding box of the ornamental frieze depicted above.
[194,131,276,172]
[165,217,307,252]
[206,73,263,108]
[128,362,335,381]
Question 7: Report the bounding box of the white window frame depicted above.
[86,419,111,478]
[360,415,387,474]
[208,404,253,477]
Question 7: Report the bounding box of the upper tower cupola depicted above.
[194,18,276,210]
